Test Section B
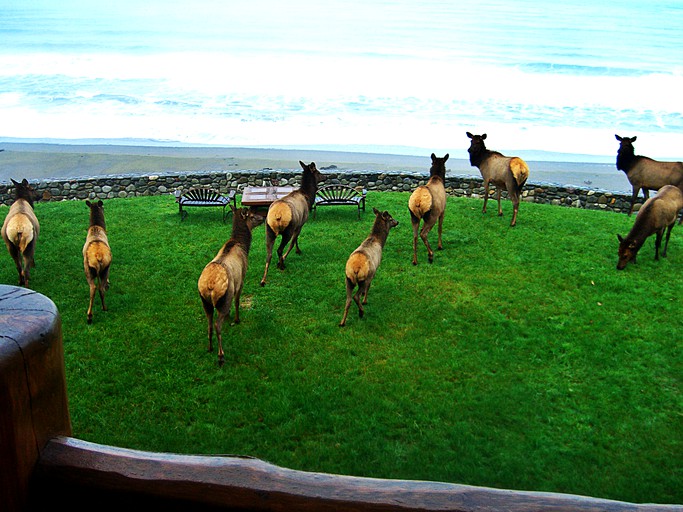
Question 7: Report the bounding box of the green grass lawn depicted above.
[1,191,681,504]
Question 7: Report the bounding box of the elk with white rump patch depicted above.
[408,153,448,265]
[466,132,529,227]
[2,178,40,287]
[616,185,683,270]
[260,161,323,286]
[83,200,112,324]
[340,208,398,327]
[198,206,265,366]
[615,134,683,216]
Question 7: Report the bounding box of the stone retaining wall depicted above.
[0,169,636,214]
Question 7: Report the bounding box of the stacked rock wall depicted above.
[0,169,635,214]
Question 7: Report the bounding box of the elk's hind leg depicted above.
[340,278,355,327]
[87,280,97,324]
[22,239,36,286]
[8,244,24,286]
[260,226,277,286]
[281,225,302,265]
[410,210,420,265]
[214,312,227,367]
[510,191,520,227]
[355,280,369,318]
[201,297,215,353]
[420,220,435,263]
[99,267,110,311]
[654,228,665,260]
[277,230,294,270]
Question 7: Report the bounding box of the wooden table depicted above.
[241,186,296,207]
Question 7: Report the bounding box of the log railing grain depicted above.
[0,284,680,512]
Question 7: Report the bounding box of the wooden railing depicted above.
[1,284,680,512]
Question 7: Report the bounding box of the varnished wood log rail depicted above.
[1,284,681,512]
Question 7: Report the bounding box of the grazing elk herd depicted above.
[3,134,683,365]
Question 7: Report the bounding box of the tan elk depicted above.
[260,161,323,286]
[615,134,683,216]
[408,153,448,265]
[83,200,112,324]
[466,132,529,227]
[616,185,683,270]
[2,179,40,286]
[199,207,265,366]
[340,208,399,326]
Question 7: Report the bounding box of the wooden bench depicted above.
[174,188,236,222]
[313,184,367,219]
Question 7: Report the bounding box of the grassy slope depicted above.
[1,192,681,504]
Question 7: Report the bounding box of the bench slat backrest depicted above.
[177,188,234,205]
[316,185,365,203]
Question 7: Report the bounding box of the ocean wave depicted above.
[517,62,650,77]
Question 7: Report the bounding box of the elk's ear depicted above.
[431,153,436,161]
[481,133,487,140]
[299,160,306,169]
[617,234,624,243]
[615,134,622,141]
[466,132,473,139]
[86,200,92,207]
[22,179,28,186]
[97,200,103,207]
[631,136,637,142]
[444,153,449,161]
[372,207,380,216]
[11,178,19,186]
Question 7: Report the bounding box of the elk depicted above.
[260,161,323,286]
[198,207,265,366]
[340,208,398,326]
[616,185,683,270]
[83,200,112,324]
[466,132,529,227]
[2,178,40,286]
[615,134,683,216]
[408,153,448,265]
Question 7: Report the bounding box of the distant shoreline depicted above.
[0,140,633,194]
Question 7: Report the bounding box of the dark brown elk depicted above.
[260,161,323,286]
[83,200,112,324]
[198,207,265,366]
[408,153,448,265]
[466,132,529,227]
[340,208,398,327]
[2,178,40,286]
[616,185,683,270]
[615,134,683,216]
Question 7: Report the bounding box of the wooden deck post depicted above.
[0,285,71,512]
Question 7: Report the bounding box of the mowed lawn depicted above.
[1,190,681,505]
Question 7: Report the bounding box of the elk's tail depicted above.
[7,216,34,253]
[408,186,433,219]
[345,252,370,285]
[267,202,292,235]
[198,262,229,307]
[510,157,529,187]
[86,242,112,273]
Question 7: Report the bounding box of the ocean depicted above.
[1,0,682,166]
